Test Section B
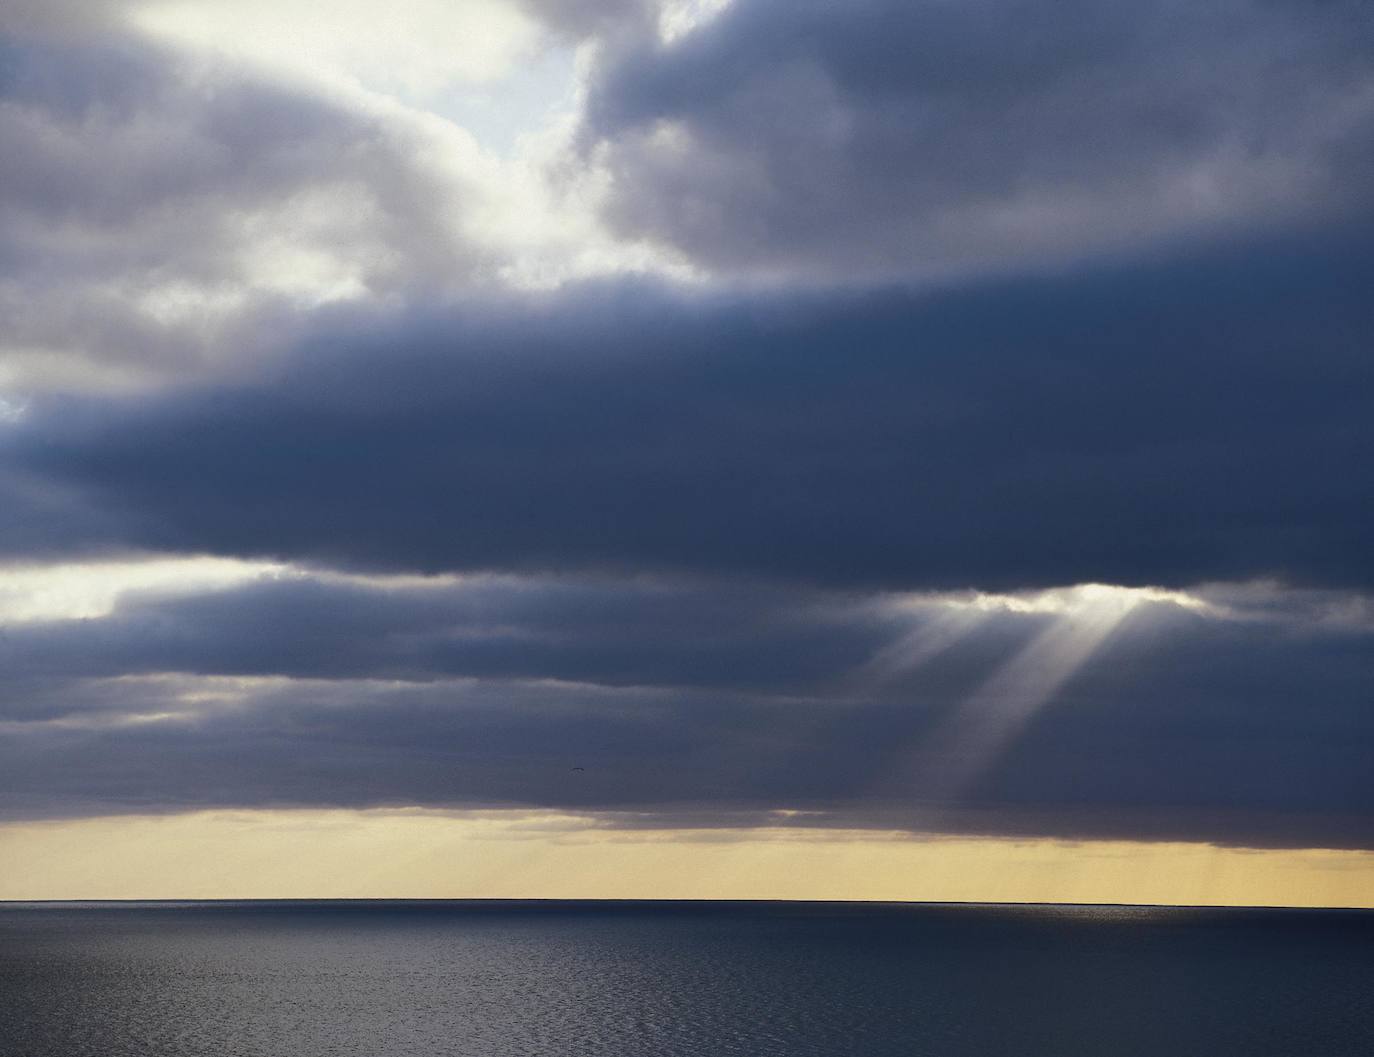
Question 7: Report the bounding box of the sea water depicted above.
[2,901,1371,1056]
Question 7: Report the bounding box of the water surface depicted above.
[2,900,1371,1056]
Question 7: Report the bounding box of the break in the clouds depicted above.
[0,0,1371,856]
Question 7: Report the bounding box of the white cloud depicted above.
[0,2,692,395]
[898,583,1213,618]
[657,0,734,43]
[129,0,544,100]
[0,557,284,624]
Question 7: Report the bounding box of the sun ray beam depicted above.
[919,586,1144,800]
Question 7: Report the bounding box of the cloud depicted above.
[2,0,1371,859]
[0,569,1370,848]
[0,570,885,695]
[0,28,508,392]
[581,0,1374,280]
[516,0,656,43]
[0,14,651,395]
[129,0,544,98]
[0,0,124,37]
[7,226,1372,589]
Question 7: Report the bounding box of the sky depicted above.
[0,0,1372,905]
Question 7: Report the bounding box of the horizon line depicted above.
[3,897,1370,912]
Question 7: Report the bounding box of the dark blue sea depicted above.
[2,900,1371,1056]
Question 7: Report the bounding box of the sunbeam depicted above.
[915,585,1168,800]
[852,606,984,686]
[854,584,1211,817]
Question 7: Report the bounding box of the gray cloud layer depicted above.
[1,574,1370,847]
[584,0,1374,279]
[7,228,1372,589]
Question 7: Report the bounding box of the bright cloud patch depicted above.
[129,0,544,98]
[0,556,281,623]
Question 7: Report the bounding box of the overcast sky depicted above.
[1,0,1372,899]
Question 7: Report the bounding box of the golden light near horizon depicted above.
[2,810,1372,908]
[3,573,1365,910]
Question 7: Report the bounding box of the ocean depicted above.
[1,901,1371,1056]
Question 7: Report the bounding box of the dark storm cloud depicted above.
[7,226,1373,590]
[0,466,134,561]
[582,0,1374,278]
[0,573,889,703]
[1,582,1370,848]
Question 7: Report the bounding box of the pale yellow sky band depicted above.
[2,810,1370,907]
